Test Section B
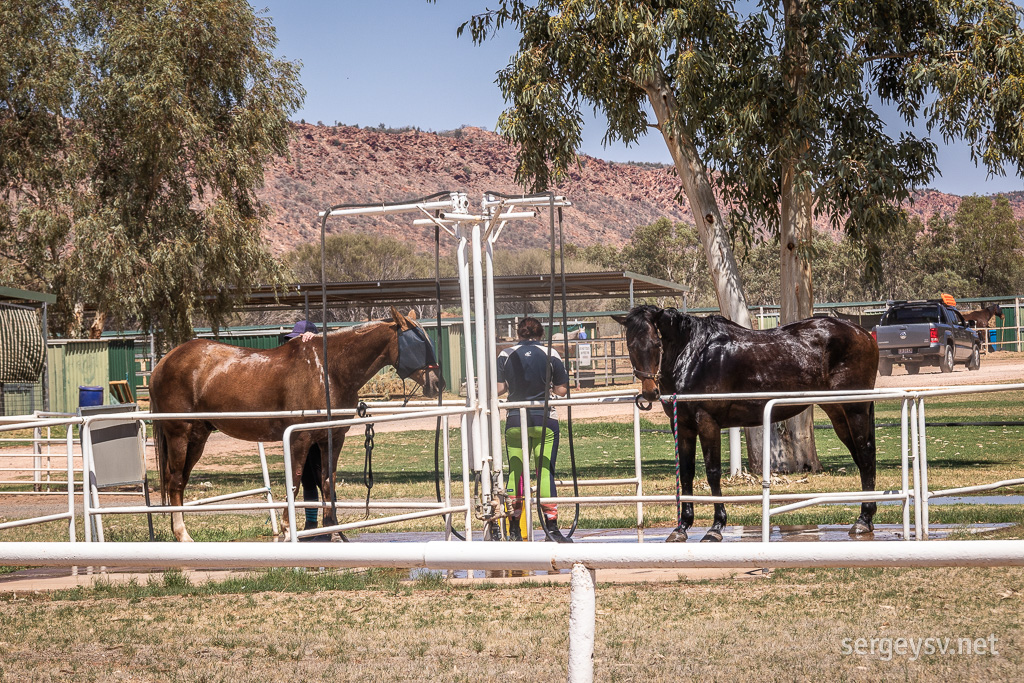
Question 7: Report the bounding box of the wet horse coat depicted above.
[149,309,443,542]
[615,306,879,543]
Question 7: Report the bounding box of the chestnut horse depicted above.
[614,306,879,543]
[962,304,1003,328]
[149,308,444,542]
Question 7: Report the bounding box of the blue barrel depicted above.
[989,329,998,352]
[79,386,104,408]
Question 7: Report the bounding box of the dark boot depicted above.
[507,517,523,541]
[505,495,524,541]
[544,516,573,544]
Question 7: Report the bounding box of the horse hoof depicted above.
[701,529,723,543]
[665,529,688,543]
[849,521,874,535]
[332,531,350,543]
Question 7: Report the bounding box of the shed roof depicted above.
[0,286,56,306]
[215,271,688,313]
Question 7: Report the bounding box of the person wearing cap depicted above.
[284,320,323,536]
[496,317,572,543]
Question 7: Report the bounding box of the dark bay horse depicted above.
[149,308,444,542]
[614,306,879,543]
[963,304,1003,328]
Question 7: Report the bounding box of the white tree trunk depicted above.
[775,0,822,473]
[645,74,785,473]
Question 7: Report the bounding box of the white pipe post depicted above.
[632,401,644,542]
[900,399,911,541]
[521,407,533,541]
[66,427,76,543]
[281,425,299,543]
[81,423,92,543]
[918,399,931,540]
[761,400,777,542]
[459,412,473,541]
[471,222,494,527]
[728,427,742,477]
[442,415,453,541]
[567,562,597,683]
[485,236,505,518]
[911,399,923,541]
[257,442,279,535]
[85,423,105,543]
[32,426,41,491]
[456,225,488,527]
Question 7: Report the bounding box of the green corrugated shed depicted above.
[424,324,463,392]
[208,333,281,351]
[992,306,1020,351]
[47,340,110,413]
[106,339,139,399]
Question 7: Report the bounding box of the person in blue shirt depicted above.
[496,317,572,543]
[283,320,324,537]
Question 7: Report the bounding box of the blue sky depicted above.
[255,1,1021,196]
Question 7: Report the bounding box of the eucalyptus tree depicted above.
[461,0,1024,472]
[1,1,304,346]
[0,1,78,295]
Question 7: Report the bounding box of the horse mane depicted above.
[624,305,738,350]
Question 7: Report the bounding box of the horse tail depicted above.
[154,420,168,506]
[149,390,169,506]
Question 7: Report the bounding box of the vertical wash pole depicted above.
[485,231,505,527]
[456,224,485,537]
[471,222,494,532]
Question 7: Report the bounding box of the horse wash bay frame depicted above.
[7,189,1024,543]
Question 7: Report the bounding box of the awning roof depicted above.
[0,286,56,306]
[218,271,688,313]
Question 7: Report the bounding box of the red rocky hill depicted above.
[258,123,1023,256]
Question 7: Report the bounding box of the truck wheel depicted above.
[967,344,981,371]
[940,344,954,373]
[878,359,892,376]
[906,363,920,375]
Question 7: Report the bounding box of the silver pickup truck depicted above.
[871,300,981,375]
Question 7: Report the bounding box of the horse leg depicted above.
[698,421,727,542]
[319,428,348,542]
[822,402,877,534]
[165,421,210,543]
[280,431,316,542]
[666,430,697,543]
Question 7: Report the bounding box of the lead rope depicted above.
[357,401,375,519]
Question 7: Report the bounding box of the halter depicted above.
[632,368,661,382]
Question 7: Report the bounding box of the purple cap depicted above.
[285,320,319,339]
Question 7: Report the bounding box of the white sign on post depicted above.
[577,343,592,367]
